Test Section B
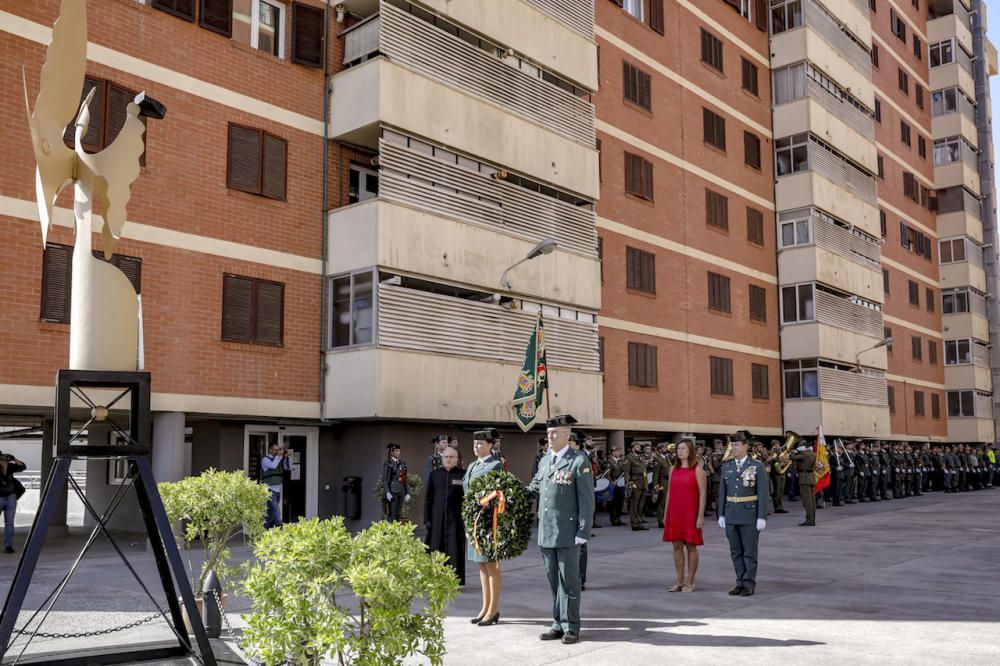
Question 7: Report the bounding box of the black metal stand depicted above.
[0,370,216,666]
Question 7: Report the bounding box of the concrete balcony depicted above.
[932,104,979,150]
[942,311,989,341]
[775,170,880,239]
[781,323,886,369]
[930,61,976,100]
[945,363,993,392]
[784,365,891,438]
[772,89,877,175]
[947,416,995,442]
[323,284,601,422]
[928,12,974,56]
[779,243,882,303]
[937,210,983,244]
[939,258,987,292]
[934,158,981,195]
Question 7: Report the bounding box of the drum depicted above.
[595,478,612,503]
[615,476,626,488]
[646,472,653,485]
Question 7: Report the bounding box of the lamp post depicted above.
[499,238,558,289]
[855,336,893,372]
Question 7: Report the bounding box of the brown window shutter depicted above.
[105,83,133,145]
[642,158,653,200]
[222,274,254,342]
[254,280,284,345]
[649,0,664,35]
[292,2,326,68]
[152,0,196,21]
[200,0,233,37]
[612,0,624,7]
[755,0,768,31]
[64,77,105,151]
[628,342,639,385]
[112,255,142,294]
[41,243,73,324]
[646,345,658,387]
[262,133,288,200]
[227,124,262,194]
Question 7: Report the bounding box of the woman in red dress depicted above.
[662,439,707,592]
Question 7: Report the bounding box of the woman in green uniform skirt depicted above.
[464,429,504,626]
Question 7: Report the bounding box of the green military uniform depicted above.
[789,446,816,525]
[625,447,647,530]
[710,443,724,514]
[653,451,670,528]
[527,415,594,642]
[607,453,626,526]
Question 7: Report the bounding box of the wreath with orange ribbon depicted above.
[461,470,531,561]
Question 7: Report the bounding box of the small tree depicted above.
[159,468,270,593]
[242,518,459,666]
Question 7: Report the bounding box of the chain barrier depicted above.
[11,608,168,641]
[208,589,266,666]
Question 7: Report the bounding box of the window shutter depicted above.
[200,0,233,37]
[254,280,284,345]
[644,250,655,293]
[228,125,262,193]
[755,0,768,31]
[628,342,639,385]
[105,83,133,145]
[152,0,196,21]
[262,133,288,200]
[64,78,104,151]
[648,0,664,34]
[611,0,624,7]
[41,244,73,324]
[222,274,254,342]
[642,157,653,200]
[112,255,142,294]
[645,345,657,387]
[292,2,326,68]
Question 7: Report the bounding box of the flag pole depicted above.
[541,313,551,421]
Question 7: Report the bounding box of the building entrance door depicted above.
[244,426,318,522]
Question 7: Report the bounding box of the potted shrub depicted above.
[242,518,458,666]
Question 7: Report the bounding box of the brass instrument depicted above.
[775,430,802,475]
[721,436,734,463]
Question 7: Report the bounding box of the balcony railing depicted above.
[342,1,596,146]
[807,77,875,140]
[814,288,883,338]
[523,0,594,37]
[377,283,600,372]
[807,137,878,205]
[810,211,881,268]
[817,366,888,406]
[805,0,872,77]
[378,132,598,256]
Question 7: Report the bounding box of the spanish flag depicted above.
[814,425,831,495]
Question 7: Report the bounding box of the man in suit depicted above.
[790,441,817,526]
[382,444,408,522]
[718,430,768,596]
[527,414,595,645]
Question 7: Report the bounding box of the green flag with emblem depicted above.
[511,314,548,432]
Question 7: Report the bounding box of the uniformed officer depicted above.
[879,444,892,499]
[653,444,671,528]
[382,444,409,522]
[789,441,817,526]
[423,435,449,481]
[607,446,626,526]
[710,440,724,514]
[767,440,788,514]
[841,441,857,504]
[569,431,595,590]
[717,430,768,596]
[856,443,870,503]
[625,442,648,531]
[528,414,595,645]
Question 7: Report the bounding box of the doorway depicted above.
[244,425,318,522]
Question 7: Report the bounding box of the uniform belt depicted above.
[726,495,758,503]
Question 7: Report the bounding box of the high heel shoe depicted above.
[477,612,500,626]
[470,615,484,624]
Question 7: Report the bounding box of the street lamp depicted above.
[499,238,558,289]
[854,336,893,372]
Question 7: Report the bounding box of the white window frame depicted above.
[939,237,968,264]
[778,209,811,248]
[349,164,379,204]
[623,0,643,21]
[782,359,819,399]
[775,133,809,176]
[781,283,816,324]
[246,0,286,58]
[243,425,318,519]
[329,269,377,349]
[944,338,973,365]
[947,389,975,417]
[942,289,970,314]
[929,39,955,68]
[770,0,804,35]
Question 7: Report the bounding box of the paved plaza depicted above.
[0,490,997,665]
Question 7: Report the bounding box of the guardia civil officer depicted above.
[717,430,767,596]
[527,415,595,644]
[464,429,504,626]
[382,444,408,522]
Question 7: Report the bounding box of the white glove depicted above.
[404,494,411,503]
[718,517,726,529]
[574,536,587,545]
[386,492,393,501]
[756,519,766,531]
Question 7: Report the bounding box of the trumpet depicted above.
[721,436,734,463]
[775,430,802,475]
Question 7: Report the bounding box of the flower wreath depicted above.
[461,470,531,561]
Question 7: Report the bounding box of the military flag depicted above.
[511,314,548,432]
[814,425,831,495]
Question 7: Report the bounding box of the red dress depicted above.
[661,466,704,545]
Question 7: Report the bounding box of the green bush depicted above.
[159,468,270,593]
[242,518,459,666]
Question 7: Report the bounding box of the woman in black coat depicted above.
[424,445,466,585]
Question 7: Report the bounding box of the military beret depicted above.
[473,428,501,442]
[546,414,578,428]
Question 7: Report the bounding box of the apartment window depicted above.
[880,209,887,238]
[747,207,765,245]
[888,385,895,413]
[708,272,732,313]
[932,88,959,116]
[222,274,284,346]
[877,155,884,179]
[942,290,970,314]
[900,222,933,260]
[872,44,880,68]
[913,36,922,60]
[749,284,767,322]
[883,268,890,294]
[931,393,941,419]
[940,237,967,263]
[710,356,734,396]
[874,99,882,123]
[915,85,924,109]
[744,131,762,169]
[624,152,654,201]
[626,246,656,294]
[41,244,141,324]
[775,133,808,175]
[330,271,374,348]
[700,29,724,72]
[703,108,727,151]
[900,121,911,147]
[752,363,769,400]
[741,58,759,95]
[231,0,286,57]
[772,63,806,104]
[628,342,658,387]
[870,0,877,11]
[911,335,922,361]
[781,283,815,323]
[779,211,810,247]
[928,340,937,365]
[622,0,643,21]
[884,326,893,353]
[902,172,919,202]
[926,287,935,312]
[227,123,287,200]
[598,236,604,282]
[934,136,969,166]
[623,61,652,111]
[913,391,925,416]
[349,164,379,204]
[63,77,148,160]
[947,390,975,417]
[918,136,926,159]
[929,39,954,67]
[898,68,909,95]
[770,0,803,34]
[783,359,819,399]
[945,339,972,365]
[706,189,729,231]
[908,280,920,306]
[891,9,907,42]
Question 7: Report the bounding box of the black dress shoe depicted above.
[740,586,755,596]
[561,632,579,644]
[3,546,14,554]
[728,586,744,596]
[581,583,586,591]
[540,629,564,641]
[477,612,500,626]
[798,521,815,526]
[774,509,789,514]
[470,615,484,624]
